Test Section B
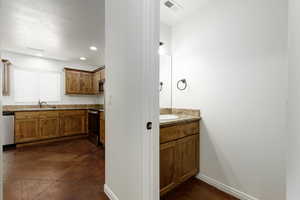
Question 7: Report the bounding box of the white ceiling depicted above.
[160,0,211,27]
[1,0,105,66]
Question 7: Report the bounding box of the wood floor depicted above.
[162,178,239,200]
[4,139,108,200]
[4,138,238,200]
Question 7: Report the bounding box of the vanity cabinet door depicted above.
[175,134,199,183]
[160,141,177,195]
[15,118,40,143]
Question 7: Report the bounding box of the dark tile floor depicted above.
[4,138,238,200]
[3,139,108,200]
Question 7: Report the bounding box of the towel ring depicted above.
[159,82,163,92]
[177,79,187,91]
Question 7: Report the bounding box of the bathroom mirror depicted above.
[159,55,172,108]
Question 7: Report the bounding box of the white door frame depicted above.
[104,0,160,200]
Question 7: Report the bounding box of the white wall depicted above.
[287,0,300,199]
[105,0,159,199]
[160,23,172,108]
[171,0,288,199]
[160,55,172,108]
[1,51,103,105]
[0,52,3,200]
[160,23,172,56]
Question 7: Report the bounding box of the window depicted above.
[14,68,61,103]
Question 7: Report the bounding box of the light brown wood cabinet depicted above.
[99,111,105,145]
[160,141,177,194]
[175,134,199,183]
[65,70,81,94]
[59,110,87,136]
[80,72,94,94]
[160,121,200,196]
[15,118,40,143]
[39,117,60,139]
[93,71,101,94]
[65,67,105,95]
[14,110,87,144]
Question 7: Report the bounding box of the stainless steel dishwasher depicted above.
[2,111,15,148]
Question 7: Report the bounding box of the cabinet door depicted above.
[93,71,101,94]
[15,119,39,143]
[80,72,94,94]
[65,70,80,94]
[160,141,177,195]
[99,119,105,144]
[60,112,87,136]
[175,135,199,183]
[100,69,105,80]
[39,117,60,139]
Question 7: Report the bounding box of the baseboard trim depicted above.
[196,173,259,200]
[104,184,120,200]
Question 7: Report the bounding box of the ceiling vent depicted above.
[163,0,183,12]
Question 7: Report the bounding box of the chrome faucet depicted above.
[38,99,47,108]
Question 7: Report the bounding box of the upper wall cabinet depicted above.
[80,72,94,94]
[65,69,81,94]
[65,67,105,95]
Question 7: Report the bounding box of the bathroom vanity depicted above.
[160,109,201,196]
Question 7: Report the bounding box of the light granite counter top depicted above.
[2,104,104,113]
[160,114,201,127]
[4,108,105,112]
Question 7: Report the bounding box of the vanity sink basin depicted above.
[160,114,179,121]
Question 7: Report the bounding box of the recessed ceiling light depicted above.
[80,57,87,61]
[89,46,98,51]
[36,53,43,57]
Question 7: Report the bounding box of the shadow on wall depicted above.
[199,121,244,192]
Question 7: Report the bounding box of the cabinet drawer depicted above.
[38,111,59,118]
[160,121,199,144]
[59,110,86,116]
[160,125,184,144]
[15,112,40,120]
[181,122,199,136]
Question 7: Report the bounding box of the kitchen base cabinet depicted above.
[160,121,200,196]
[15,118,40,143]
[60,111,87,136]
[39,117,60,139]
[14,110,87,144]
[99,111,105,145]
[39,111,60,139]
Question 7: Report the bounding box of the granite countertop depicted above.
[4,107,104,112]
[160,114,201,127]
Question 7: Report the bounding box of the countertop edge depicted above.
[160,117,201,127]
[4,108,105,112]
